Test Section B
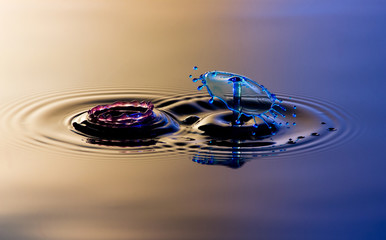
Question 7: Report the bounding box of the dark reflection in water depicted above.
[193,153,248,169]
[86,138,158,147]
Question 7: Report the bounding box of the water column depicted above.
[231,77,242,126]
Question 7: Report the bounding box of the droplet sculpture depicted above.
[193,71,285,127]
[73,100,179,141]
[87,101,154,128]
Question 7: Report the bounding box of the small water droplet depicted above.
[292,113,296,117]
[193,66,198,70]
[328,128,337,131]
[285,122,289,125]
[197,85,204,91]
[189,75,192,78]
[293,105,297,109]
[297,136,305,139]
[208,97,214,104]
[321,122,326,124]
[311,132,320,136]
[293,122,296,126]
[192,78,199,83]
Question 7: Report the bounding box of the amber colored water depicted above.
[0,1,385,239]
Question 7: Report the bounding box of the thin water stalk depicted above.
[232,77,242,126]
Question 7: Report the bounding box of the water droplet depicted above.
[311,132,320,136]
[285,122,289,125]
[197,85,204,91]
[321,122,326,124]
[328,127,337,131]
[193,66,198,70]
[192,78,199,83]
[208,97,214,104]
[292,113,296,117]
[189,75,192,78]
[293,105,297,109]
[297,136,305,139]
[293,122,296,126]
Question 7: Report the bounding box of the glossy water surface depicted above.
[0,1,385,240]
[1,88,353,162]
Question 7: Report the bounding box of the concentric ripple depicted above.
[0,88,358,161]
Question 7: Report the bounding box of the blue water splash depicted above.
[193,71,286,127]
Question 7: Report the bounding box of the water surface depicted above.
[0,0,385,239]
